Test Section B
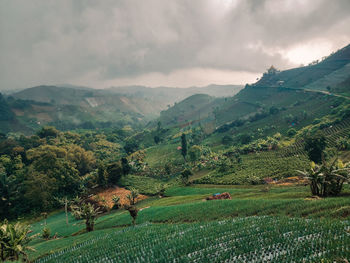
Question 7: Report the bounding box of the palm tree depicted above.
[0,220,37,262]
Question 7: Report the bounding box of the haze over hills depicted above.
[158,44,350,131]
[0,43,350,136]
[2,1,350,262]
[0,84,243,134]
[13,84,242,105]
[108,84,242,103]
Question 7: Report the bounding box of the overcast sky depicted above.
[1,0,350,90]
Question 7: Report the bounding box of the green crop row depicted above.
[35,216,350,263]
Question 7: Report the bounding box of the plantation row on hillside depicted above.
[35,216,350,263]
[18,184,350,262]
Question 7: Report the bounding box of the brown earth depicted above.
[271,176,308,186]
[206,192,232,200]
[93,187,147,208]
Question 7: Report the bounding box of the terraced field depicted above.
[194,152,309,185]
[20,184,349,262]
[35,216,350,263]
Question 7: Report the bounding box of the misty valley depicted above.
[1,1,350,262]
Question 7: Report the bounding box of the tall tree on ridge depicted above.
[181,133,187,162]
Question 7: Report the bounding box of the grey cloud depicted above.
[0,0,350,90]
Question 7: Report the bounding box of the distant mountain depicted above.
[158,94,224,127]
[255,44,350,91]
[333,75,350,95]
[8,86,166,133]
[1,84,242,134]
[13,85,96,105]
[108,84,242,105]
[5,42,350,135]
[158,43,350,132]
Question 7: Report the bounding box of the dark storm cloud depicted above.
[0,0,350,90]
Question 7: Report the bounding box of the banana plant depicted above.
[297,159,350,197]
[79,203,101,232]
[126,188,139,205]
[0,220,38,262]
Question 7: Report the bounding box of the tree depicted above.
[304,131,327,164]
[0,156,26,219]
[0,94,15,121]
[0,220,37,262]
[69,196,82,220]
[41,226,51,240]
[24,172,57,212]
[106,162,123,185]
[336,137,350,151]
[188,145,201,163]
[97,163,108,187]
[191,127,204,145]
[238,134,252,145]
[235,153,242,164]
[298,159,350,197]
[36,126,59,139]
[78,203,101,232]
[126,188,139,205]
[180,169,192,185]
[66,145,96,176]
[155,183,167,198]
[121,157,131,175]
[287,128,297,137]
[55,196,70,225]
[266,65,279,75]
[124,140,139,154]
[153,135,160,144]
[181,133,187,161]
[26,145,81,196]
[124,204,138,226]
[111,195,121,210]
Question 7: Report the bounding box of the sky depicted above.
[1,0,350,90]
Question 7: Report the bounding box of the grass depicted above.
[30,212,84,238]
[118,174,166,195]
[144,143,183,168]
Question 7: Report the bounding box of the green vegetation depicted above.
[304,131,327,163]
[298,159,350,197]
[2,184,346,262]
[0,220,37,262]
[1,44,350,262]
[77,203,101,232]
[34,216,350,263]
